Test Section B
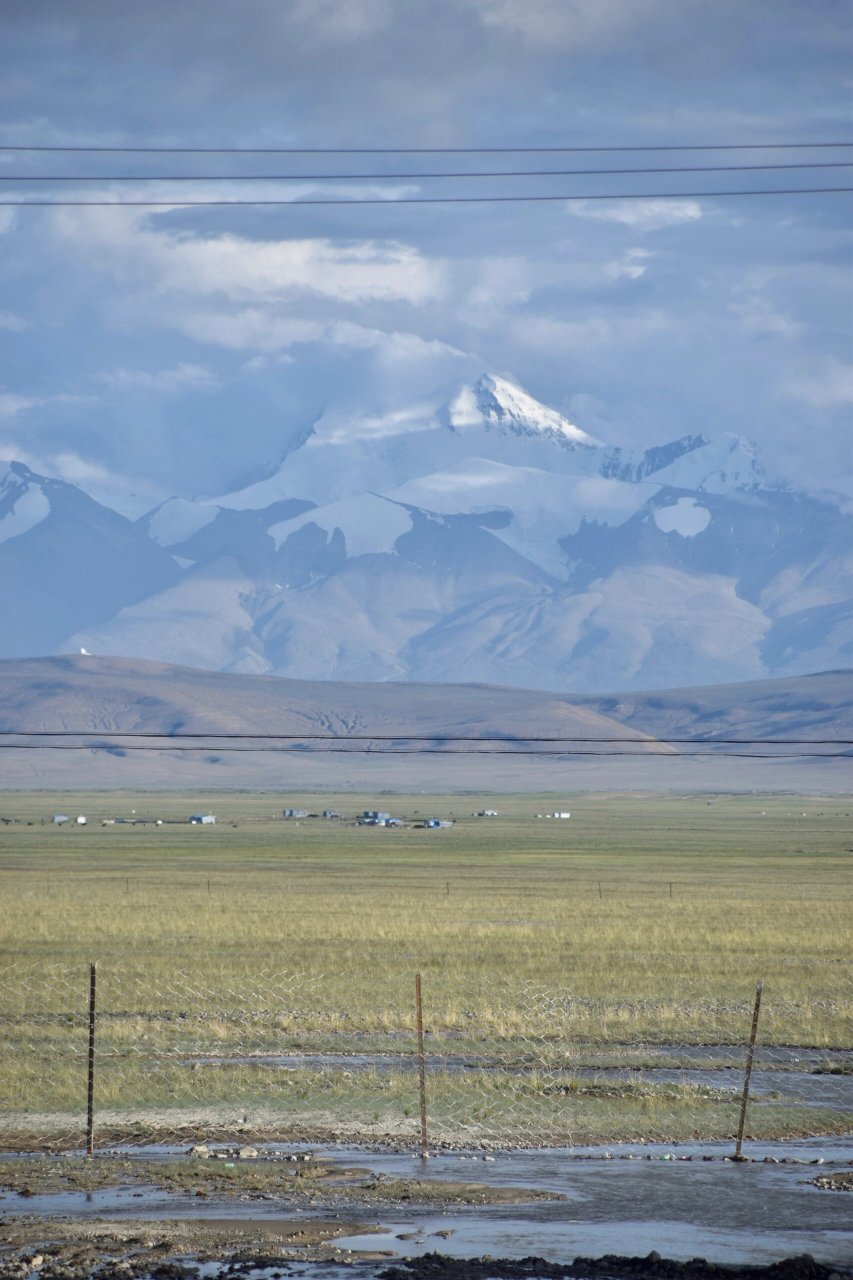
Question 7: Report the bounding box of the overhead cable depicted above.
[0,731,848,744]
[2,186,852,207]
[3,162,851,181]
[2,142,851,154]
[0,743,845,758]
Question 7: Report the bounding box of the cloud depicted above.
[472,0,666,49]
[729,293,800,338]
[0,391,95,420]
[178,309,324,352]
[0,394,39,420]
[787,357,853,408]
[311,401,443,445]
[173,306,467,368]
[604,248,653,281]
[0,439,165,515]
[0,310,30,332]
[287,0,392,41]
[570,199,703,231]
[512,315,612,351]
[56,210,444,307]
[93,363,219,395]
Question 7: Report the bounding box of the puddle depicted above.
[327,1141,853,1264]
[335,1213,853,1267]
[0,1185,170,1217]
[597,1044,853,1070]
[4,1140,852,1268]
[570,1065,853,1109]
[186,1044,853,1071]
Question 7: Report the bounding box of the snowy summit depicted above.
[451,375,601,448]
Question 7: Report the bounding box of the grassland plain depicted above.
[1,791,851,1147]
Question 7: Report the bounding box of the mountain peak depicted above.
[450,375,602,448]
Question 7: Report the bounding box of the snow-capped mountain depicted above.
[1,377,850,692]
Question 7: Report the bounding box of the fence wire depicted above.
[1,962,851,1152]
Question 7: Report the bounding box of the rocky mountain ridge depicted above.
[1,375,850,692]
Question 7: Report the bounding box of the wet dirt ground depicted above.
[1,1140,851,1279]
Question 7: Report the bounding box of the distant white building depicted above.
[476,809,499,817]
[189,814,216,825]
[361,810,402,826]
[52,814,70,825]
[283,808,308,819]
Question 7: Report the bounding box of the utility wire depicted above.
[0,732,848,744]
[2,142,851,154]
[0,743,845,758]
[4,162,851,181]
[3,187,851,207]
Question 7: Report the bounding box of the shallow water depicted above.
[4,1139,852,1268]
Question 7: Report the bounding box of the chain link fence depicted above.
[1,961,851,1153]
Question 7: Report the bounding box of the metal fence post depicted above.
[86,962,97,1157]
[415,973,429,1158]
[734,980,763,1161]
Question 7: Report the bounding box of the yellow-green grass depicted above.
[0,791,850,1145]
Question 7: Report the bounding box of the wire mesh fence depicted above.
[1,961,851,1153]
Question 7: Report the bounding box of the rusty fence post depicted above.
[415,973,429,1158]
[86,962,97,1157]
[734,980,763,1161]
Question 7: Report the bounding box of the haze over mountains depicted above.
[1,375,850,692]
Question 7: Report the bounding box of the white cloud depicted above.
[604,248,653,281]
[0,394,39,421]
[178,309,324,352]
[0,391,94,420]
[0,310,30,332]
[311,402,440,445]
[94,363,219,395]
[464,257,533,320]
[729,293,800,338]
[512,314,611,351]
[288,0,392,40]
[571,198,703,231]
[0,439,41,468]
[328,323,467,363]
[173,307,467,368]
[473,0,664,48]
[0,440,164,516]
[56,209,444,307]
[46,451,166,516]
[787,357,853,408]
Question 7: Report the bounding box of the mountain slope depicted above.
[2,375,850,693]
[0,463,178,656]
[575,668,853,742]
[0,656,847,794]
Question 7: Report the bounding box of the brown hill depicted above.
[0,655,848,793]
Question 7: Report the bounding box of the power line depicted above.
[0,743,844,758]
[2,142,851,154]
[4,162,851,181]
[3,186,851,207]
[0,731,847,744]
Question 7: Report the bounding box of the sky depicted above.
[1,0,851,512]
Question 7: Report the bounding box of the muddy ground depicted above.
[1,1150,851,1280]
